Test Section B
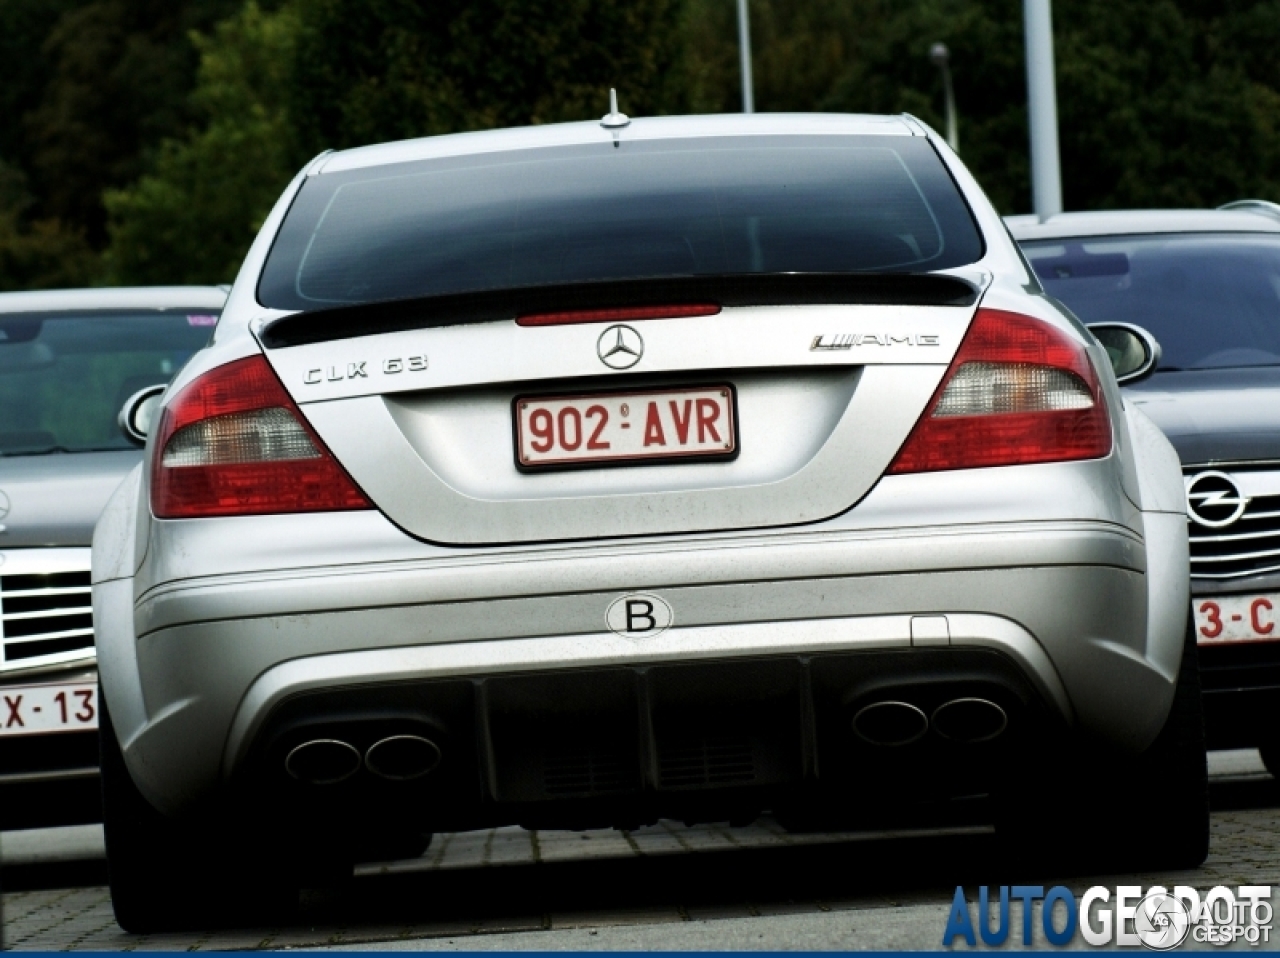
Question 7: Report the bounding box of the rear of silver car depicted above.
[92,115,1205,931]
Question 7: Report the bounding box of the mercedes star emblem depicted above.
[0,490,10,520]
[1185,470,1250,528]
[597,324,644,370]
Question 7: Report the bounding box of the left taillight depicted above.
[151,355,371,518]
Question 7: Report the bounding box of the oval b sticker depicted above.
[606,593,673,638]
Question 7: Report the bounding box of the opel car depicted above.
[93,112,1205,931]
[1009,203,1280,775]
[0,286,224,829]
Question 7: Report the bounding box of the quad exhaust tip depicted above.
[852,700,929,747]
[853,697,1009,747]
[285,738,362,784]
[365,734,442,781]
[931,697,1008,744]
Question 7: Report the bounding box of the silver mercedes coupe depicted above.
[92,111,1206,931]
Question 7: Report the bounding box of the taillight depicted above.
[888,308,1112,474]
[151,355,371,518]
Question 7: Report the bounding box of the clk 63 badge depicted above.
[302,354,428,384]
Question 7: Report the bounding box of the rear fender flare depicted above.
[92,466,148,754]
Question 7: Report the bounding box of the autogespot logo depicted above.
[943,884,1273,949]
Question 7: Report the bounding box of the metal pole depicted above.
[737,0,755,113]
[929,43,958,153]
[1024,0,1062,219]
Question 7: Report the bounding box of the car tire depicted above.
[100,690,297,932]
[998,614,1209,871]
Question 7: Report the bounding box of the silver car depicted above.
[1009,204,1280,774]
[94,112,1205,931]
[0,286,224,829]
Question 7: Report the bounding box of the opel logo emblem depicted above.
[597,324,644,370]
[1186,471,1250,528]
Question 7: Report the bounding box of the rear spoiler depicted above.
[259,273,978,349]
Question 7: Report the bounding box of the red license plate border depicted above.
[511,381,741,472]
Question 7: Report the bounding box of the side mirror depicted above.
[1087,322,1162,385]
[118,385,167,446]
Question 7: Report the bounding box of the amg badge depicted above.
[810,333,941,351]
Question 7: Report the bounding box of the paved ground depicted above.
[2,750,1278,951]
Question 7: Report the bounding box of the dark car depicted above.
[1010,203,1280,773]
[0,286,224,828]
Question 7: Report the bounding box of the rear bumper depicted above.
[240,647,1055,833]
[97,517,1180,818]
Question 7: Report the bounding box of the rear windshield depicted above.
[0,311,217,455]
[1023,233,1280,371]
[258,135,984,311]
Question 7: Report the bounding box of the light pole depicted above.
[1023,0,1062,219]
[929,43,958,153]
[737,0,754,113]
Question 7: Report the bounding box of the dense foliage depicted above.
[1,0,1279,288]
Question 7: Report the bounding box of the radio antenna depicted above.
[600,88,630,129]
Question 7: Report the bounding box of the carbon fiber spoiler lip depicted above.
[258,272,979,349]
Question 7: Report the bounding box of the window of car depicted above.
[258,135,985,311]
[0,311,217,455]
[1022,233,1280,371]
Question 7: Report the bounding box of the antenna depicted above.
[600,88,630,129]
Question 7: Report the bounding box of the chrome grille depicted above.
[0,570,95,670]
[1187,467,1280,579]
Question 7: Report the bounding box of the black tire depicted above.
[998,615,1209,872]
[100,690,298,932]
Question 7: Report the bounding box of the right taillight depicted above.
[151,355,371,518]
[888,308,1112,474]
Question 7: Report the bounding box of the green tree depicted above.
[20,0,243,245]
[0,159,97,290]
[102,2,299,285]
[287,0,686,154]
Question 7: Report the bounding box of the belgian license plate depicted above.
[1194,594,1280,644]
[515,385,737,469]
[0,682,98,737]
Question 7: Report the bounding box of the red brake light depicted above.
[888,308,1112,474]
[517,304,721,327]
[151,355,371,518]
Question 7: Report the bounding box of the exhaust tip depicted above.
[932,697,1008,744]
[852,700,928,747]
[285,738,362,784]
[365,734,442,781]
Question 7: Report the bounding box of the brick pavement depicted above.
[3,753,1278,951]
